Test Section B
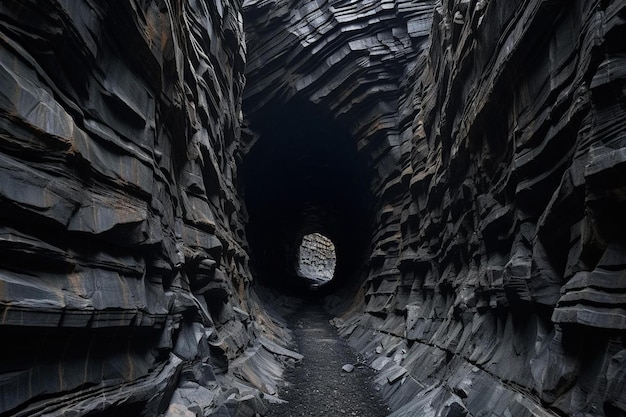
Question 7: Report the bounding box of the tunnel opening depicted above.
[296,232,337,287]
[242,98,373,298]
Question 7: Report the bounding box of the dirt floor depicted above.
[266,301,390,417]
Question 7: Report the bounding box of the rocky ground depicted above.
[266,302,390,417]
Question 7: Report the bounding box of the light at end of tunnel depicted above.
[296,233,336,287]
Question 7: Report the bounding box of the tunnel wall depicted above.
[243,0,626,416]
[0,1,281,415]
[242,0,435,295]
[337,1,626,416]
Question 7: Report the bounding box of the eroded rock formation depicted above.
[345,2,626,416]
[243,0,626,416]
[1,0,625,416]
[0,1,291,415]
[242,0,434,296]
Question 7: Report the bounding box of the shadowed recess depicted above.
[242,99,372,297]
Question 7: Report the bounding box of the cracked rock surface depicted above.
[0,1,290,415]
[1,0,626,416]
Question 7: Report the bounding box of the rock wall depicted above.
[0,1,289,415]
[243,0,434,191]
[2,0,626,416]
[242,0,626,416]
[336,1,626,416]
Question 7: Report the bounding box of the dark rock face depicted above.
[243,0,626,416]
[2,0,626,416]
[0,1,291,415]
[342,1,626,417]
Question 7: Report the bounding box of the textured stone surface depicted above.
[242,0,435,297]
[243,0,626,416]
[2,0,626,416]
[0,1,292,415]
[332,1,626,416]
[297,232,336,284]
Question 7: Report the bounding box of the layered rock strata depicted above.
[243,0,626,416]
[2,0,626,416]
[0,1,294,415]
[336,1,626,416]
[242,0,435,294]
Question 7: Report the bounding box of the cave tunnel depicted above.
[242,99,373,297]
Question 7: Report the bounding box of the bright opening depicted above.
[296,233,336,286]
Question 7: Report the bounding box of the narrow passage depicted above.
[267,302,390,417]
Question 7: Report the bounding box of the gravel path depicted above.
[266,302,390,417]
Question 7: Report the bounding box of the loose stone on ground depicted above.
[266,302,389,417]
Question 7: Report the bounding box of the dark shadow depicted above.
[242,98,372,298]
